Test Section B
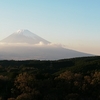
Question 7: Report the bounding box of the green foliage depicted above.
[0,56,99,99]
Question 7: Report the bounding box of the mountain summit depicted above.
[1,29,50,44]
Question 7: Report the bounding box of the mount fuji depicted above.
[0,29,92,60]
[1,29,50,44]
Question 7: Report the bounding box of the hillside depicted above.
[0,56,100,99]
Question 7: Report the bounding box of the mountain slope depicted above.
[1,29,50,44]
[0,45,92,60]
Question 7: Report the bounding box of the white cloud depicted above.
[0,42,64,48]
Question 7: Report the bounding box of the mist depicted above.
[0,42,92,60]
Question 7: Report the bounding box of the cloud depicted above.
[0,42,63,48]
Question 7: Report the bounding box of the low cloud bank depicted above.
[0,42,63,48]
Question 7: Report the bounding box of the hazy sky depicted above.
[0,0,100,55]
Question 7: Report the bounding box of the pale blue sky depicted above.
[0,0,100,55]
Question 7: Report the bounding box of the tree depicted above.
[14,72,35,93]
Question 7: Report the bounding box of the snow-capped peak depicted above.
[1,29,50,44]
[14,29,36,38]
[15,29,29,34]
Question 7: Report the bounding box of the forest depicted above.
[0,56,100,100]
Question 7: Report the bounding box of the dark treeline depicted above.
[0,56,100,100]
